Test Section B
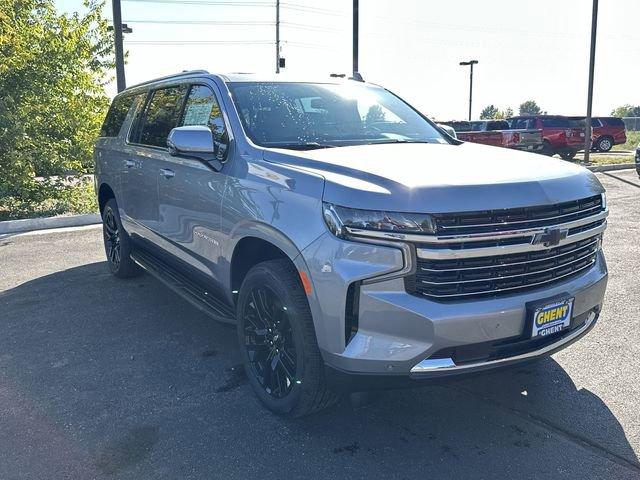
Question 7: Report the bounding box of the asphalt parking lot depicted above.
[1,170,639,480]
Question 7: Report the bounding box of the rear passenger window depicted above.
[101,93,135,137]
[541,117,569,128]
[181,85,226,142]
[605,118,625,126]
[139,86,188,147]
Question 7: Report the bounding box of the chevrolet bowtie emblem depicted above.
[531,227,569,247]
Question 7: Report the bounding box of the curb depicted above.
[586,163,636,172]
[0,213,101,235]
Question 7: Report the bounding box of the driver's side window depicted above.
[181,85,226,144]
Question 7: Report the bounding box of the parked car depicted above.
[447,119,543,152]
[95,71,608,417]
[570,116,627,152]
[507,115,585,160]
[635,143,640,176]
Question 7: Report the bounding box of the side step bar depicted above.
[131,249,236,324]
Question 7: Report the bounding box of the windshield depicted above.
[228,82,447,149]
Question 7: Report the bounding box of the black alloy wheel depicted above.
[103,207,121,270]
[237,259,339,417]
[243,286,297,398]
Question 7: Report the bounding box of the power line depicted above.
[280,2,347,16]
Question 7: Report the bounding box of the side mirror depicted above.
[167,126,228,171]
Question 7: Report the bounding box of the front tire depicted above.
[237,259,339,417]
[102,198,141,278]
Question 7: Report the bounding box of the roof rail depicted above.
[126,69,210,90]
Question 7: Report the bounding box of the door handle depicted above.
[160,168,175,179]
[124,160,136,168]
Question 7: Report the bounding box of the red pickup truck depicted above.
[439,120,543,152]
[507,115,585,160]
[569,116,627,152]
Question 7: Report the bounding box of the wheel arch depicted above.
[98,183,116,215]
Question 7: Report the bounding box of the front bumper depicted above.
[301,232,608,380]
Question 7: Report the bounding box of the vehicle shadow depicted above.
[0,262,638,479]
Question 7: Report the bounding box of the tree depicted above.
[519,100,542,116]
[365,104,386,124]
[610,104,640,117]
[480,105,514,120]
[0,0,113,219]
[480,105,499,119]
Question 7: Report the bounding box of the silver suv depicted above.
[94,71,608,416]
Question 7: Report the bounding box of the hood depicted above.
[262,142,604,213]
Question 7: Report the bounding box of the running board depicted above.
[131,249,236,324]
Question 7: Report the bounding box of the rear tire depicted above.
[102,198,142,279]
[541,140,554,156]
[559,149,577,161]
[596,136,613,152]
[237,259,340,417]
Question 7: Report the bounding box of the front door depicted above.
[156,82,229,283]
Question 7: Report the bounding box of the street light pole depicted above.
[584,0,599,163]
[275,0,280,73]
[352,0,359,77]
[459,60,478,121]
[111,0,126,92]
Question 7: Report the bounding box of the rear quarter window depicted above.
[100,93,136,137]
[603,117,625,127]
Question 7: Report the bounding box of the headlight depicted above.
[323,202,436,238]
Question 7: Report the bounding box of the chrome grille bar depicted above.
[419,238,600,272]
[416,259,596,299]
[419,248,598,285]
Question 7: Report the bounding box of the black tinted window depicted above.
[139,86,188,147]
[181,85,226,142]
[541,117,570,128]
[101,93,135,137]
[604,117,625,126]
[487,121,509,130]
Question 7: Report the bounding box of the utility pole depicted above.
[111,0,126,92]
[275,0,281,73]
[352,0,359,77]
[459,60,478,121]
[584,0,599,163]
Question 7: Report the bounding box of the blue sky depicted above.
[56,0,640,119]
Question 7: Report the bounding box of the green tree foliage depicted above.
[480,105,514,120]
[365,104,386,124]
[0,0,113,219]
[480,105,499,119]
[519,100,542,116]
[610,104,640,117]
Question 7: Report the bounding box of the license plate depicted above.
[531,298,574,338]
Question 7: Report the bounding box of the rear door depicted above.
[121,84,189,242]
[155,82,229,282]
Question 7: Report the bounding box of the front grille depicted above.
[406,235,601,300]
[432,195,603,236]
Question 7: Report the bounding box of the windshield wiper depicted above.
[366,139,437,145]
[267,142,336,150]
